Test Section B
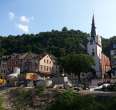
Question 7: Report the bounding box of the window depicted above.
[46,66,48,71]
[92,49,95,56]
[40,65,43,70]
[44,59,46,63]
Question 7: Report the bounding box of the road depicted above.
[79,90,116,96]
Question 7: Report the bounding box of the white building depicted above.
[87,15,102,78]
[39,54,59,75]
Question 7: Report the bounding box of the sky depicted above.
[0,0,116,38]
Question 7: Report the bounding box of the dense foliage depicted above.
[60,53,95,80]
[0,27,115,58]
[0,28,89,57]
[102,36,116,57]
[8,87,45,110]
[7,88,116,110]
[48,90,116,110]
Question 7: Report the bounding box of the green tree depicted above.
[62,27,68,32]
[0,28,89,57]
[0,48,6,57]
[60,54,94,81]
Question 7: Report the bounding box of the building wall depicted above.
[87,41,96,56]
[87,36,102,78]
[101,54,111,78]
[0,61,8,74]
[0,53,59,76]
[87,39,111,78]
[96,45,102,77]
[96,45,102,59]
[94,57,101,77]
[20,58,38,73]
[39,55,54,75]
[7,55,19,73]
[96,35,101,46]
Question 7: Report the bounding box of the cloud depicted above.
[18,24,29,33]
[8,12,34,33]
[18,16,30,33]
[20,16,30,24]
[9,12,15,20]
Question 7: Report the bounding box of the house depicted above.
[39,54,59,75]
[0,53,59,76]
[7,53,20,74]
[17,52,39,73]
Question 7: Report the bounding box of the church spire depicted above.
[91,14,96,39]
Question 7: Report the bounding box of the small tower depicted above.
[87,15,102,78]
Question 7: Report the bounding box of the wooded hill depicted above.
[0,27,115,58]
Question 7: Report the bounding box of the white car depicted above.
[90,83,110,92]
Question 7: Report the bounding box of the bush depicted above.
[8,88,116,110]
[8,86,46,110]
[47,90,116,110]
[35,85,45,96]
[9,88,33,110]
[0,96,5,110]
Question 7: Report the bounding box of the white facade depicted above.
[87,36,102,77]
[39,54,59,75]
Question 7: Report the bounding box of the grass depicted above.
[0,96,5,110]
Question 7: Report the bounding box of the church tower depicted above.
[87,15,102,77]
[91,15,96,40]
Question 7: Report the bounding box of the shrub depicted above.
[47,90,116,110]
[0,96,5,110]
[35,85,45,96]
[9,88,33,110]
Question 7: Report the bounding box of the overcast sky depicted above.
[0,0,116,38]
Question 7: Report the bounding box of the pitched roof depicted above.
[19,52,38,59]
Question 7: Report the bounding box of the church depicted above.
[87,15,111,79]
